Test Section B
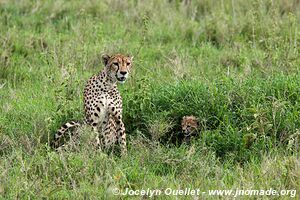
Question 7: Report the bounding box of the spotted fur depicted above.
[52,54,133,155]
[181,115,199,143]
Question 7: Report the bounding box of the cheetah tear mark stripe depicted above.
[51,121,81,148]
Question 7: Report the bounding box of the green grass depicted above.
[0,0,300,199]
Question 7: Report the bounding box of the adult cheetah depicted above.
[52,54,133,155]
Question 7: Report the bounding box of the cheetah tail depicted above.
[51,121,81,148]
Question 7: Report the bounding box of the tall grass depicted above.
[0,0,300,199]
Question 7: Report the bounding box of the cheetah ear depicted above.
[181,116,186,123]
[102,54,111,66]
[196,118,200,126]
[127,55,134,61]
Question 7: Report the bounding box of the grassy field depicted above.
[1,0,300,199]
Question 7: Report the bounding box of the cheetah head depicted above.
[102,54,133,84]
[181,115,199,143]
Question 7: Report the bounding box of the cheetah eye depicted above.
[127,62,131,66]
[113,62,119,67]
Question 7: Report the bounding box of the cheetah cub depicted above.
[52,54,133,156]
[181,115,199,143]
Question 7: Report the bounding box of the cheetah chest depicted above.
[84,83,122,127]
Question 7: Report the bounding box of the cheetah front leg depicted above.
[117,117,127,156]
[102,114,117,151]
[108,106,127,156]
[88,102,108,150]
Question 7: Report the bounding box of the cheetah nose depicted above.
[120,71,127,75]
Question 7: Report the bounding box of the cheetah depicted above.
[181,115,199,143]
[52,54,133,156]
